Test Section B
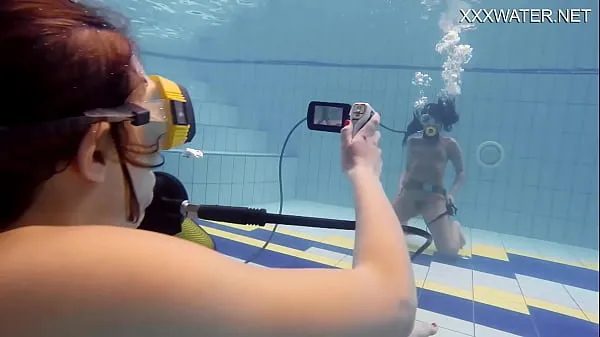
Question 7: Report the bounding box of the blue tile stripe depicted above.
[213,231,598,337]
[198,220,355,255]
[507,253,599,292]
[200,220,599,291]
[212,236,333,268]
[529,307,600,337]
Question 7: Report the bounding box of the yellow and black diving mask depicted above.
[139,75,196,150]
[0,75,196,165]
[84,75,196,151]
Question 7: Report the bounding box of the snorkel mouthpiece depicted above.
[424,125,438,137]
[419,112,439,139]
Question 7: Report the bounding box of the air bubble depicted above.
[435,0,476,97]
[420,0,440,17]
[412,72,433,109]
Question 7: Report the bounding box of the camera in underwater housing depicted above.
[306,101,351,133]
[307,101,375,136]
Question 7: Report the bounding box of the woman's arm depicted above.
[349,169,417,332]
[447,137,465,196]
[2,172,416,337]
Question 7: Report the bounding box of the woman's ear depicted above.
[74,122,112,183]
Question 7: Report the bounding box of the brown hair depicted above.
[0,0,153,229]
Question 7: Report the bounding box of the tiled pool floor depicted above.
[198,200,599,337]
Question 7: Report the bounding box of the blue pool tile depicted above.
[473,301,538,337]
[418,288,473,323]
[212,236,333,269]
[471,255,516,279]
[529,307,599,337]
[432,254,473,270]
[508,253,599,291]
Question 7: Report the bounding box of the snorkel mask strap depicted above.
[106,123,142,223]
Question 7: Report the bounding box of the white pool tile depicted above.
[416,308,474,336]
[516,274,580,309]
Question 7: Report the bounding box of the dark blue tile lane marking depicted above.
[200,220,432,268]
[431,253,473,269]
[201,220,599,289]
[529,307,599,337]
[508,253,599,292]
[418,288,474,324]
[471,255,516,279]
[421,288,540,337]
[474,301,538,337]
[198,219,352,255]
[212,236,333,269]
[214,235,598,336]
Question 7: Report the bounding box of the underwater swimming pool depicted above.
[100,0,598,335]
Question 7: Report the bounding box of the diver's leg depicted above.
[422,196,465,257]
[408,321,439,337]
[455,220,466,248]
[392,189,420,224]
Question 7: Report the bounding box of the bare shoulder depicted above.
[0,225,177,291]
[0,225,236,336]
[442,136,461,151]
[0,224,192,267]
[442,136,458,146]
[0,224,409,337]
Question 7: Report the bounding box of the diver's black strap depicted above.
[403,180,446,195]
[427,202,458,226]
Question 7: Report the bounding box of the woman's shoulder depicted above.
[0,224,216,336]
[441,136,460,148]
[441,135,457,143]
[0,224,143,251]
[0,224,190,271]
[0,224,184,293]
[0,225,158,279]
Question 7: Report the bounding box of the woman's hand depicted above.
[447,194,455,206]
[340,113,382,179]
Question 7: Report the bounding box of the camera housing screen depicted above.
[306,101,351,133]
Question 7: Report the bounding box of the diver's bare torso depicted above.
[392,135,456,223]
[394,134,466,258]
[403,135,454,187]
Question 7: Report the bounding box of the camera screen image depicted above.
[313,105,343,127]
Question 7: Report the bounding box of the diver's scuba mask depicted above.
[83,75,196,150]
[0,75,197,223]
[0,75,196,150]
[143,75,196,149]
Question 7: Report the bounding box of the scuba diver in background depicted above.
[393,97,466,257]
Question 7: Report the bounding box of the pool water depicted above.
[97,0,599,335]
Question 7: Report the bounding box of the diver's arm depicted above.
[7,223,416,337]
[447,137,465,196]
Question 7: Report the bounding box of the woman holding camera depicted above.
[0,1,438,336]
